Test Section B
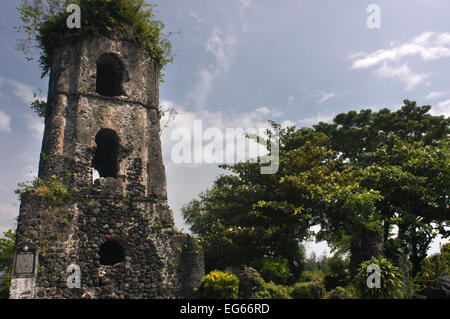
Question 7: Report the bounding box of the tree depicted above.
[183,100,448,282]
[182,126,325,277]
[357,138,449,275]
[0,229,16,299]
[314,100,449,162]
[182,124,381,279]
[314,100,449,273]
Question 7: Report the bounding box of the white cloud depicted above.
[24,114,44,139]
[311,90,336,104]
[436,33,450,46]
[375,63,430,90]
[189,11,206,24]
[160,99,274,166]
[251,106,282,118]
[271,109,283,117]
[205,26,237,73]
[255,106,271,115]
[0,77,36,104]
[350,32,450,90]
[187,1,251,109]
[0,202,18,234]
[425,91,447,100]
[352,32,450,69]
[281,120,295,128]
[430,99,450,117]
[288,96,295,105]
[188,27,237,109]
[238,0,252,30]
[22,164,38,180]
[0,109,11,133]
[298,112,335,126]
[188,68,215,110]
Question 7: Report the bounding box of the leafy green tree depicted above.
[355,138,449,275]
[182,124,380,278]
[182,126,327,276]
[183,100,448,284]
[314,100,449,162]
[0,229,16,299]
[314,100,449,274]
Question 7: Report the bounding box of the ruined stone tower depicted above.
[10,34,204,299]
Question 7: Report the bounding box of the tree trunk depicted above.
[349,228,384,276]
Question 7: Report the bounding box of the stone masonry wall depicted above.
[10,35,204,299]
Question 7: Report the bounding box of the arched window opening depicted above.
[92,128,119,178]
[99,240,125,266]
[96,53,124,97]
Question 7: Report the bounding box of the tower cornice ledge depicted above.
[53,91,159,110]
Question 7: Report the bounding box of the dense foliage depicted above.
[258,257,293,285]
[323,285,357,299]
[197,270,239,299]
[184,100,449,298]
[355,256,405,299]
[259,281,291,299]
[414,243,450,294]
[291,281,325,299]
[16,0,172,79]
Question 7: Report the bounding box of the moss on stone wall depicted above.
[15,175,78,209]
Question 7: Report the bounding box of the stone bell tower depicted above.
[9,34,204,299]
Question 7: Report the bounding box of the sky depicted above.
[0,0,449,257]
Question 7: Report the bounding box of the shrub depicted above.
[354,256,404,299]
[291,281,325,299]
[250,289,272,299]
[259,257,293,285]
[300,270,325,284]
[324,286,357,299]
[198,270,239,299]
[15,176,76,209]
[260,281,291,299]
